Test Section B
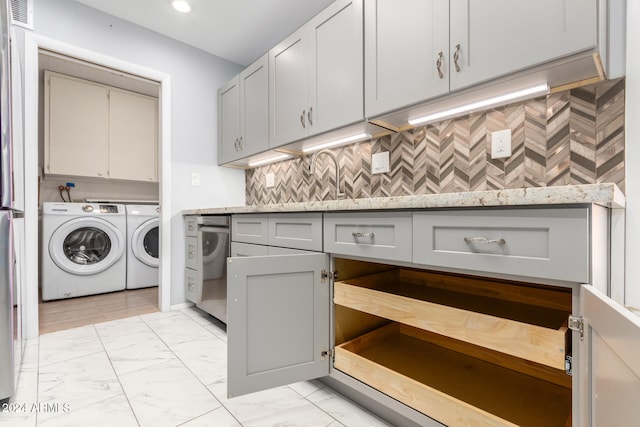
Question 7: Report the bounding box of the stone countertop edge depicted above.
[183,183,625,216]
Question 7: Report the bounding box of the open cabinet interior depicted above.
[333,258,573,427]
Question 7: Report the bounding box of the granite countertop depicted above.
[183,183,625,215]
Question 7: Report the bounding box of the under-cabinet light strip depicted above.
[247,153,292,167]
[302,132,372,154]
[408,83,549,126]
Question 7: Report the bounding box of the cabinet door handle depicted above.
[308,107,313,126]
[436,51,444,79]
[464,236,505,245]
[233,138,239,151]
[352,232,375,239]
[300,110,306,128]
[238,136,244,150]
[453,44,461,72]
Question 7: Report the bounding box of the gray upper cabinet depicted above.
[364,0,449,119]
[269,0,363,147]
[218,54,269,165]
[365,0,598,118]
[227,253,331,397]
[449,0,596,92]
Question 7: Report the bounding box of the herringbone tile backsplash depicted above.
[246,78,625,205]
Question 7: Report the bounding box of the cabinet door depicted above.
[308,0,363,136]
[269,28,310,147]
[109,89,158,182]
[449,0,597,91]
[227,253,330,397]
[364,0,449,118]
[45,73,109,178]
[239,54,269,159]
[580,286,640,426]
[217,75,241,165]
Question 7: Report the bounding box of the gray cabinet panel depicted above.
[580,285,640,427]
[239,54,269,159]
[413,208,589,282]
[185,236,198,270]
[231,242,268,257]
[309,0,363,135]
[185,216,198,237]
[227,253,330,397]
[231,214,269,245]
[324,211,412,262]
[217,76,240,165]
[364,0,449,118]
[449,0,597,91]
[268,213,323,251]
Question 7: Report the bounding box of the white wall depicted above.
[28,0,245,306]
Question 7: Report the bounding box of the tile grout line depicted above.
[92,321,143,426]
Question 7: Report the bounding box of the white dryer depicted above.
[41,202,127,301]
[125,205,159,289]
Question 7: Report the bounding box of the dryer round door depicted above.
[49,217,125,276]
[132,218,159,268]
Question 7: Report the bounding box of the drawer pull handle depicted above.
[464,237,506,245]
[352,232,375,239]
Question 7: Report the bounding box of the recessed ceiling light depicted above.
[172,0,192,13]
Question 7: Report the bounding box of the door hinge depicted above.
[568,315,584,340]
[321,348,334,361]
[565,355,573,376]
[320,270,338,283]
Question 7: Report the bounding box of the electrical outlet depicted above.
[191,172,200,187]
[491,129,512,159]
[265,172,275,188]
[372,151,390,174]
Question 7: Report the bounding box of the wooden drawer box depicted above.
[324,211,412,262]
[334,322,571,427]
[232,214,269,245]
[413,208,589,282]
[268,213,323,251]
[333,268,571,370]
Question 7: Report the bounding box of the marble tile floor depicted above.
[1,307,390,427]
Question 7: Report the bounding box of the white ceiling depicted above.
[73,0,336,66]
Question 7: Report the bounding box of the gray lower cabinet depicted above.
[227,253,331,398]
[225,207,640,427]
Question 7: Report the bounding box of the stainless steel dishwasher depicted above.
[185,216,230,323]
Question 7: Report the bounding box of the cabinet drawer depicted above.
[413,208,589,282]
[334,268,572,370]
[335,323,571,427]
[268,213,323,251]
[185,236,198,270]
[185,216,198,237]
[232,214,269,245]
[185,267,200,303]
[231,242,269,257]
[324,212,412,262]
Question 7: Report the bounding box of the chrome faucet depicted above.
[308,149,345,199]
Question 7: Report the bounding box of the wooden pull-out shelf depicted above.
[334,269,571,370]
[335,323,571,427]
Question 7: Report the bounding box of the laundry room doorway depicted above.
[22,34,172,338]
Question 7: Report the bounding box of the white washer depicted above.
[41,202,127,301]
[125,205,159,289]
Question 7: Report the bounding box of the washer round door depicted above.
[132,218,159,268]
[49,217,125,275]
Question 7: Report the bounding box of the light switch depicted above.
[191,172,200,187]
[372,151,390,174]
